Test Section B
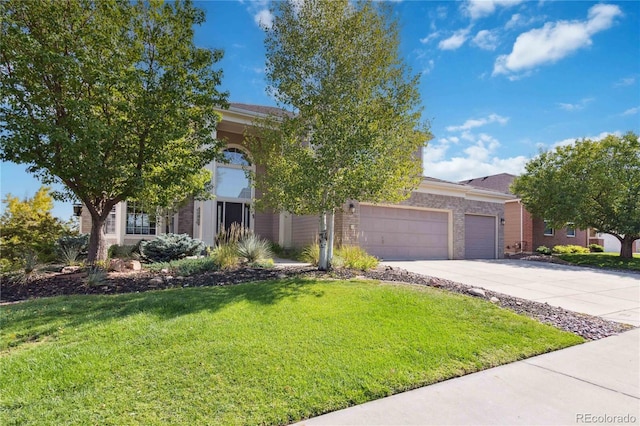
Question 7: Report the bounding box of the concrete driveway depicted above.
[382,259,640,326]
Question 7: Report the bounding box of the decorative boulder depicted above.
[126,260,142,271]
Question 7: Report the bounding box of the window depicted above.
[216,167,251,199]
[566,223,576,237]
[126,202,156,235]
[543,220,554,236]
[216,148,252,199]
[104,206,116,234]
[222,147,251,166]
[215,147,253,233]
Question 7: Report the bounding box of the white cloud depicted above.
[446,114,509,132]
[466,0,524,20]
[622,107,639,116]
[254,9,274,29]
[421,60,435,75]
[550,131,622,149]
[420,32,440,44]
[505,13,542,30]
[493,4,622,77]
[557,97,594,111]
[614,76,636,87]
[438,28,470,50]
[424,134,527,181]
[472,29,499,50]
[505,13,522,29]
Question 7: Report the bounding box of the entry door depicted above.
[217,201,251,233]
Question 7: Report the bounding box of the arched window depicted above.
[215,147,253,233]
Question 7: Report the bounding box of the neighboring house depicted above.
[79,103,512,260]
[461,173,597,254]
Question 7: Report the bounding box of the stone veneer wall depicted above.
[177,198,195,237]
[408,192,504,259]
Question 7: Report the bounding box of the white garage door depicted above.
[464,215,496,259]
[359,205,449,260]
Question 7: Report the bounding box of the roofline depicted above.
[418,177,515,202]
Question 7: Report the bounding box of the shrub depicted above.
[536,246,552,255]
[589,244,605,253]
[250,258,275,269]
[108,244,137,259]
[237,234,273,263]
[56,234,88,265]
[270,242,302,260]
[139,233,205,263]
[146,257,218,276]
[85,266,107,286]
[210,244,240,270]
[299,243,320,266]
[335,245,379,270]
[216,223,252,246]
[552,244,590,254]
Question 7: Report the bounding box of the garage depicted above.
[359,205,449,260]
[464,215,496,259]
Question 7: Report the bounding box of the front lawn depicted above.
[1,279,583,425]
[557,252,640,272]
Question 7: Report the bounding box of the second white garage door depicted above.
[359,205,449,260]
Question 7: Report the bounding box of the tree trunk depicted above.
[87,214,108,264]
[620,236,635,259]
[327,210,335,269]
[318,213,328,271]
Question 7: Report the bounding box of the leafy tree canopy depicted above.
[248,0,430,268]
[512,132,640,258]
[0,186,71,266]
[0,0,228,261]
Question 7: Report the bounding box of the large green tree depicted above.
[0,186,69,267]
[512,132,640,258]
[249,0,430,270]
[0,0,227,262]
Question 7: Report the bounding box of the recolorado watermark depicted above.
[576,413,637,424]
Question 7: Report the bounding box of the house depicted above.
[79,103,512,260]
[461,173,598,254]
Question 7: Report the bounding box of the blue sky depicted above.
[2,0,639,219]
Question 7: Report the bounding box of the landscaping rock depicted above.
[148,276,163,286]
[490,297,500,304]
[61,266,81,274]
[468,288,486,297]
[109,259,127,272]
[126,260,142,271]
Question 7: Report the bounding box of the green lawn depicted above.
[1,279,583,425]
[558,252,640,271]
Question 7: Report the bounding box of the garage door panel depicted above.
[464,215,496,259]
[359,205,449,260]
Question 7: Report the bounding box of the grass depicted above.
[557,252,640,271]
[0,279,583,425]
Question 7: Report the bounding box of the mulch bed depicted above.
[1,260,635,341]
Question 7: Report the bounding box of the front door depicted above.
[217,201,251,234]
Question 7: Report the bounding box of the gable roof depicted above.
[459,173,516,195]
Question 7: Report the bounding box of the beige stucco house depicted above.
[79,103,512,260]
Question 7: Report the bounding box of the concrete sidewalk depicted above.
[294,328,640,425]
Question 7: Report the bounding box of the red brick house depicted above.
[461,173,595,254]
